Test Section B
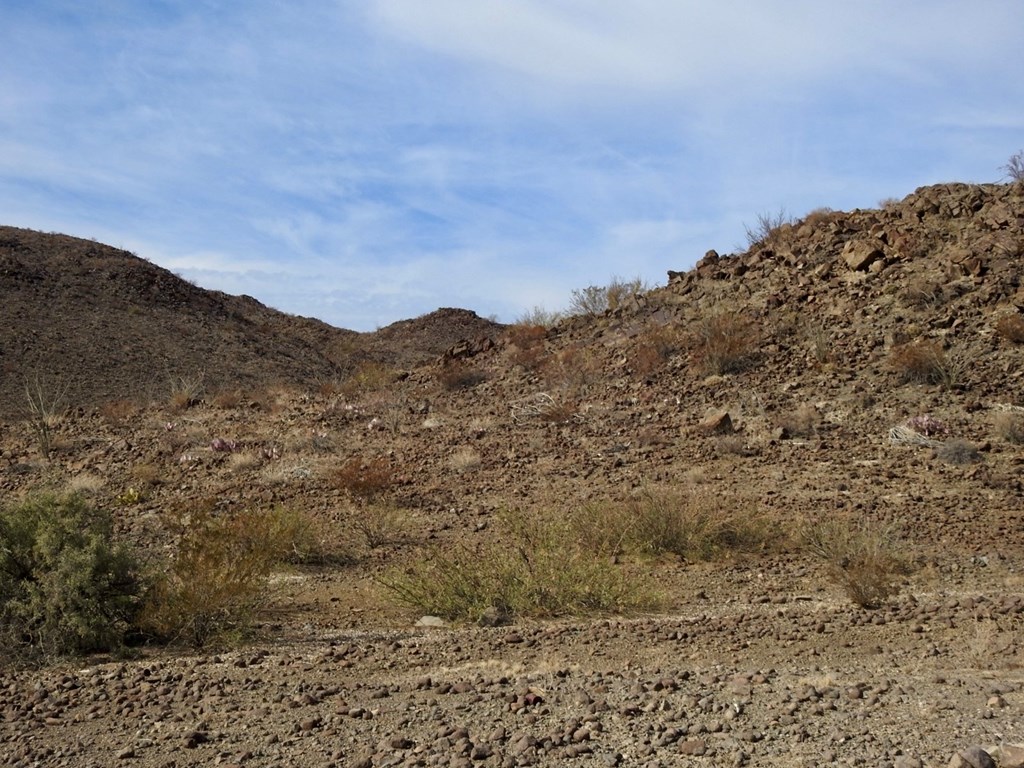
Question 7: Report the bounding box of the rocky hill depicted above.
[0,226,502,418]
[1,182,1023,767]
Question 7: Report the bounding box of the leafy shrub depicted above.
[889,340,966,389]
[801,515,910,609]
[381,513,658,623]
[691,310,759,375]
[568,277,649,317]
[994,314,1024,343]
[0,493,143,661]
[138,505,322,647]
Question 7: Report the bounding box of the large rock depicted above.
[843,240,884,271]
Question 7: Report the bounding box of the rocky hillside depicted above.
[0,226,502,418]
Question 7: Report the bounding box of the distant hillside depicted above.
[0,226,503,417]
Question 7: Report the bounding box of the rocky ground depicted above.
[2,181,1024,766]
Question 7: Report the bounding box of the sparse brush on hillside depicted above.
[568,277,649,317]
[0,492,144,662]
[690,310,759,375]
[22,373,67,459]
[1002,149,1024,183]
[515,306,564,328]
[744,208,793,250]
[889,340,967,389]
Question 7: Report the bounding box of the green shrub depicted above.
[0,492,143,661]
[380,512,659,623]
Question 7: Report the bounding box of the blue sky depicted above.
[2,1,1023,331]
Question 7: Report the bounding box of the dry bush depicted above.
[515,307,564,328]
[691,310,759,375]
[131,463,162,488]
[449,446,482,473]
[380,512,659,623]
[333,457,394,502]
[744,208,793,250]
[168,373,204,410]
[138,506,328,647]
[777,404,819,438]
[544,346,603,393]
[994,314,1024,343]
[438,362,490,391]
[211,388,244,409]
[506,323,548,349]
[630,324,682,377]
[511,392,580,425]
[572,487,783,562]
[23,374,67,460]
[901,279,946,309]
[1002,149,1024,183]
[568,277,649,317]
[346,502,406,549]
[994,411,1024,444]
[889,340,966,389]
[339,361,395,399]
[99,399,137,425]
[935,438,982,466]
[801,515,911,609]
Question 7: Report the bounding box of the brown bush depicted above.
[339,362,395,398]
[99,399,138,425]
[994,314,1024,343]
[994,411,1024,444]
[691,311,759,375]
[333,457,394,502]
[438,362,490,391]
[630,325,682,377]
[889,340,965,389]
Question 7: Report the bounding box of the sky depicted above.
[2,2,1023,331]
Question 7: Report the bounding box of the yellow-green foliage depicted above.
[0,492,143,661]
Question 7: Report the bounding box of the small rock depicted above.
[416,615,446,628]
[949,746,996,768]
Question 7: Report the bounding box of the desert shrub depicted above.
[776,404,819,438]
[510,392,579,425]
[543,346,603,393]
[99,399,138,425]
[438,362,489,391]
[23,374,67,459]
[346,501,406,549]
[744,208,793,250]
[0,492,144,661]
[211,388,244,409]
[333,457,394,502]
[515,306,564,328]
[168,373,204,410]
[691,310,759,375]
[568,277,649,317]
[901,279,946,309]
[380,513,659,623]
[138,506,322,647]
[1002,149,1024,183]
[802,515,910,609]
[630,324,682,377]
[994,411,1024,444]
[935,438,982,465]
[449,446,482,473]
[339,361,395,398]
[889,340,966,389]
[994,314,1024,343]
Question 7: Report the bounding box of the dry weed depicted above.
[449,446,483,473]
[691,310,759,375]
[994,410,1024,444]
[333,457,394,502]
[889,340,966,389]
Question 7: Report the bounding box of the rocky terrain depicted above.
[2,181,1024,766]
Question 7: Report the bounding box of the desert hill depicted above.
[0,225,502,418]
[2,182,1024,767]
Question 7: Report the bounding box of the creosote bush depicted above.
[380,513,659,624]
[801,515,911,609]
[0,492,143,661]
[138,505,326,647]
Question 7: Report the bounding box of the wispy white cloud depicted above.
[1,1,1023,329]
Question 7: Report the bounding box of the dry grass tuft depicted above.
[801,515,911,609]
[994,314,1024,344]
[889,340,966,389]
[994,410,1024,445]
[333,457,394,502]
[691,310,759,375]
